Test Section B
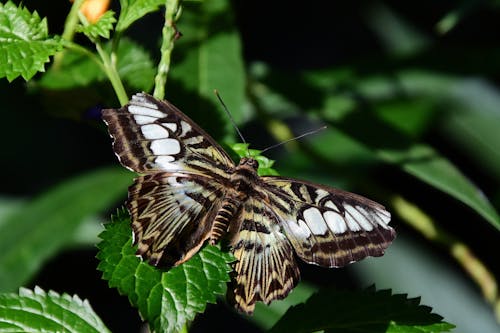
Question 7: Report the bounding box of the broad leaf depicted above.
[270,288,455,333]
[77,10,117,40]
[97,210,233,333]
[0,1,63,81]
[0,167,132,292]
[116,0,165,32]
[0,286,110,333]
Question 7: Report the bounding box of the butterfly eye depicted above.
[249,158,259,169]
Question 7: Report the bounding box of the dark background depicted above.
[2,1,500,332]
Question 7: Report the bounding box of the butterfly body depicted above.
[102,93,395,313]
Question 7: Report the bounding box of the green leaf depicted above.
[0,167,132,292]
[116,38,156,92]
[77,10,117,40]
[0,286,110,333]
[270,288,455,333]
[0,1,63,81]
[169,0,247,141]
[116,0,165,32]
[38,38,154,92]
[97,210,233,333]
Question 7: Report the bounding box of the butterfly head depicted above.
[239,157,259,171]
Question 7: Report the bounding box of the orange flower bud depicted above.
[79,0,110,23]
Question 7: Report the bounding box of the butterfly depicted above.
[102,93,395,314]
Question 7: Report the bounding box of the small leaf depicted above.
[0,167,132,292]
[116,0,165,32]
[97,210,233,333]
[0,286,110,333]
[0,1,63,81]
[77,10,116,40]
[270,287,455,333]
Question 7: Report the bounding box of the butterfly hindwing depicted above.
[102,93,235,174]
[262,177,395,267]
[128,172,226,267]
[228,197,300,314]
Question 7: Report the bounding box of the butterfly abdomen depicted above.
[210,197,242,244]
[210,158,260,244]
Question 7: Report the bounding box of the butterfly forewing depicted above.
[262,177,395,267]
[103,93,395,315]
[102,93,235,174]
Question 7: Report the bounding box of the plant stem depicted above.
[95,42,128,105]
[76,12,128,105]
[54,0,86,69]
[153,0,183,100]
[392,195,500,320]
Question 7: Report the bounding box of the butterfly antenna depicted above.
[260,125,327,154]
[214,90,247,146]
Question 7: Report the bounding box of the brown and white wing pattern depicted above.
[102,93,234,267]
[262,177,395,268]
[102,93,235,175]
[228,197,300,314]
[128,172,226,267]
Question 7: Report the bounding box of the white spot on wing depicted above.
[184,136,204,145]
[344,208,361,232]
[181,121,192,135]
[134,115,156,125]
[141,124,169,139]
[167,176,181,186]
[162,123,177,132]
[129,105,165,118]
[155,156,179,170]
[372,208,392,229]
[324,211,346,234]
[324,200,339,211]
[150,139,181,155]
[303,207,328,235]
[346,205,373,231]
[132,94,159,109]
[315,189,328,202]
[287,219,311,239]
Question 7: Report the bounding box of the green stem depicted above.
[96,42,128,105]
[76,12,128,105]
[62,40,105,71]
[54,0,86,69]
[153,0,183,99]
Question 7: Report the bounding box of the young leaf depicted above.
[0,167,133,292]
[0,1,63,81]
[116,0,165,32]
[77,10,117,40]
[270,288,455,333]
[97,209,233,333]
[0,286,110,333]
